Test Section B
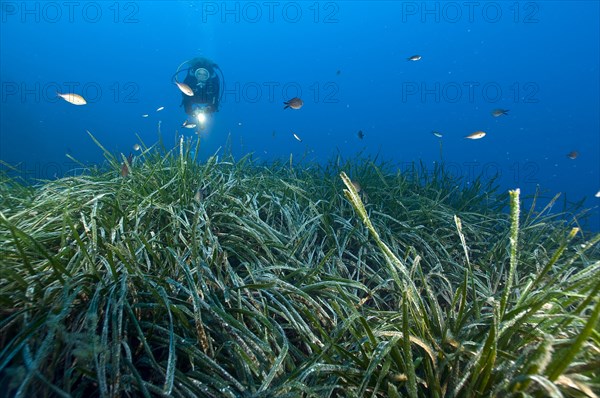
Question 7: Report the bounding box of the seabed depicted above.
[1,136,599,397]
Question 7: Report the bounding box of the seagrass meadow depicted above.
[1,135,599,398]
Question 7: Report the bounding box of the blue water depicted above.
[1,1,599,230]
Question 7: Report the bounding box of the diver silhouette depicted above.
[172,57,224,127]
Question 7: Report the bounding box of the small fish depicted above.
[283,97,303,110]
[57,92,86,105]
[121,153,134,177]
[141,114,149,118]
[175,81,194,96]
[292,132,302,142]
[432,131,443,138]
[357,130,364,139]
[336,70,341,76]
[156,106,164,112]
[491,109,509,117]
[351,180,362,193]
[133,144,141,151]
[465,131,486,140]
[566,151,579,160]
[595,190,600,198]
[182,120,197,128]
[407,55,422,61]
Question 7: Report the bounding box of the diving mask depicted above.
[194,68,210,82]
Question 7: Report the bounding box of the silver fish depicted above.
[465,131,486,140]
[57,92,86,105]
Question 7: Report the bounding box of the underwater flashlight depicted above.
[196,111,207,124]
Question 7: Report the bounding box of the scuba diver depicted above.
[172,57,224,128]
